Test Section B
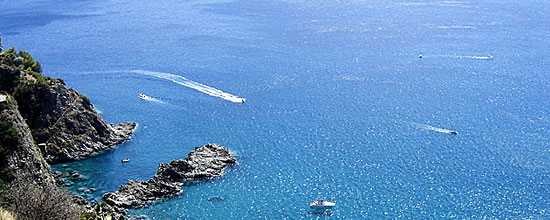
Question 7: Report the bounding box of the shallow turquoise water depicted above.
[2,0,550,218]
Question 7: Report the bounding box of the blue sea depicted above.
[2,0,550,219]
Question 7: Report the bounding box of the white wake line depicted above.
[421,55,494,60]
[410,122,457,134]
[458,55,494,60]
[129,70,246,103]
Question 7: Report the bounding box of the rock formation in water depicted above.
[154,143,237,182]
[103,179,183,209]
[103,144,236,211]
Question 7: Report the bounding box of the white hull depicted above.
[310,201,335,209]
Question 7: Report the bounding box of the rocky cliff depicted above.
[0,95,54,187]
[14,81,137,163]
[0,61,136,163]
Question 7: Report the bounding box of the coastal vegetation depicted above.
[0,43,64,93]
[1,178,81,220]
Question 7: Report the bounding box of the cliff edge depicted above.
[0,48,136,163]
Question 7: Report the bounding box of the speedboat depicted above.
[309,200,335,209]
[418,54,423,58]
[121,158,130,163]
[139,93,147,99]
[449,130,458,135]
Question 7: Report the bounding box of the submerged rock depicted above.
[207,196,226,202]
[154,143,237,182]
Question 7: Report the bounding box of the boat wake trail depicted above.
[409,122,458,135]
[129,70,246,103]
[458,55,494,60]
[427,55,494,60]
[139,93,165,104]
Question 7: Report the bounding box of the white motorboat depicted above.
[121,158,130,163]
[309,200,335,209]
[139,93,147,99]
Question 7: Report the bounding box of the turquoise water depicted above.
[2,0,550,218]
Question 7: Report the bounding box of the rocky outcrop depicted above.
[0,64,137,163]
[102,144,236,211]
[14,81,137,163]
[155,143,237,182]
[103,179,182,208]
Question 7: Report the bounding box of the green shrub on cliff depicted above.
[1,47,45,81]
[0,120,18,150]
[0,33,2,53]
[80,94,91,105]
[17,51,42,74]
[0,47,17,66]
[0,118,18,187]
[14,84,33,98]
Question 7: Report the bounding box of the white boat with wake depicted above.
[309,200,335,209]
[138,93,165,104]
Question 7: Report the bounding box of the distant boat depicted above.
[309,200,335,209]
[449,130,458,135]
[139,93,147,99]
[476,56,493,60]
[121,158,130,163]
[418,54,423,58]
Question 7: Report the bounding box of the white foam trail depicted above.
[458,55,494,60]
[427,55,494,60]
[410,122,457,134]
[129,70,246,103]
[435,25,476,29]
[139,93,165,104]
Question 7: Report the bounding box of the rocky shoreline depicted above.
[103,144,236,212]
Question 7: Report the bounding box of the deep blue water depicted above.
[2,0,550,219]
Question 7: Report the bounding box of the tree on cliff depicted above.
[0,33,3,53]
